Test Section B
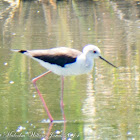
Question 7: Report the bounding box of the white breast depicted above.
[34,54,93,76]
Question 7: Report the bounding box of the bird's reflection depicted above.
[43,121,66,140]
[44,122,53,140]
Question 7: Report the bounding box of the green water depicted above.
[0,0,140,139]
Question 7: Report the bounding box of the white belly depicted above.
[39,56,94,76]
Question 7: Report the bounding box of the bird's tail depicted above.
[11,49,27,54]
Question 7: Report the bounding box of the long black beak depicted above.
[99,56,117,68]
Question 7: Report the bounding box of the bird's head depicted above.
[83,44,117,68]
[83,44,101,59]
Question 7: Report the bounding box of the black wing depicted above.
[23,47,82,67]
[34,54,77,67]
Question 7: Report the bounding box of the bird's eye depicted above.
[93,51,97,53]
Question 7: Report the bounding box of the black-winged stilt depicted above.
[12,44,117,122]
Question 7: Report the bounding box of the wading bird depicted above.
[12,44,117,122]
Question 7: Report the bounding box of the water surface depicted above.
[0,0,140,139]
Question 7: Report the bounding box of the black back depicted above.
[20,47,82,67]
[34,54,77,67]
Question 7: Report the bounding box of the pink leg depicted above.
[32,71,54,122]
[61,76,66,140]
[60,76,66,121]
